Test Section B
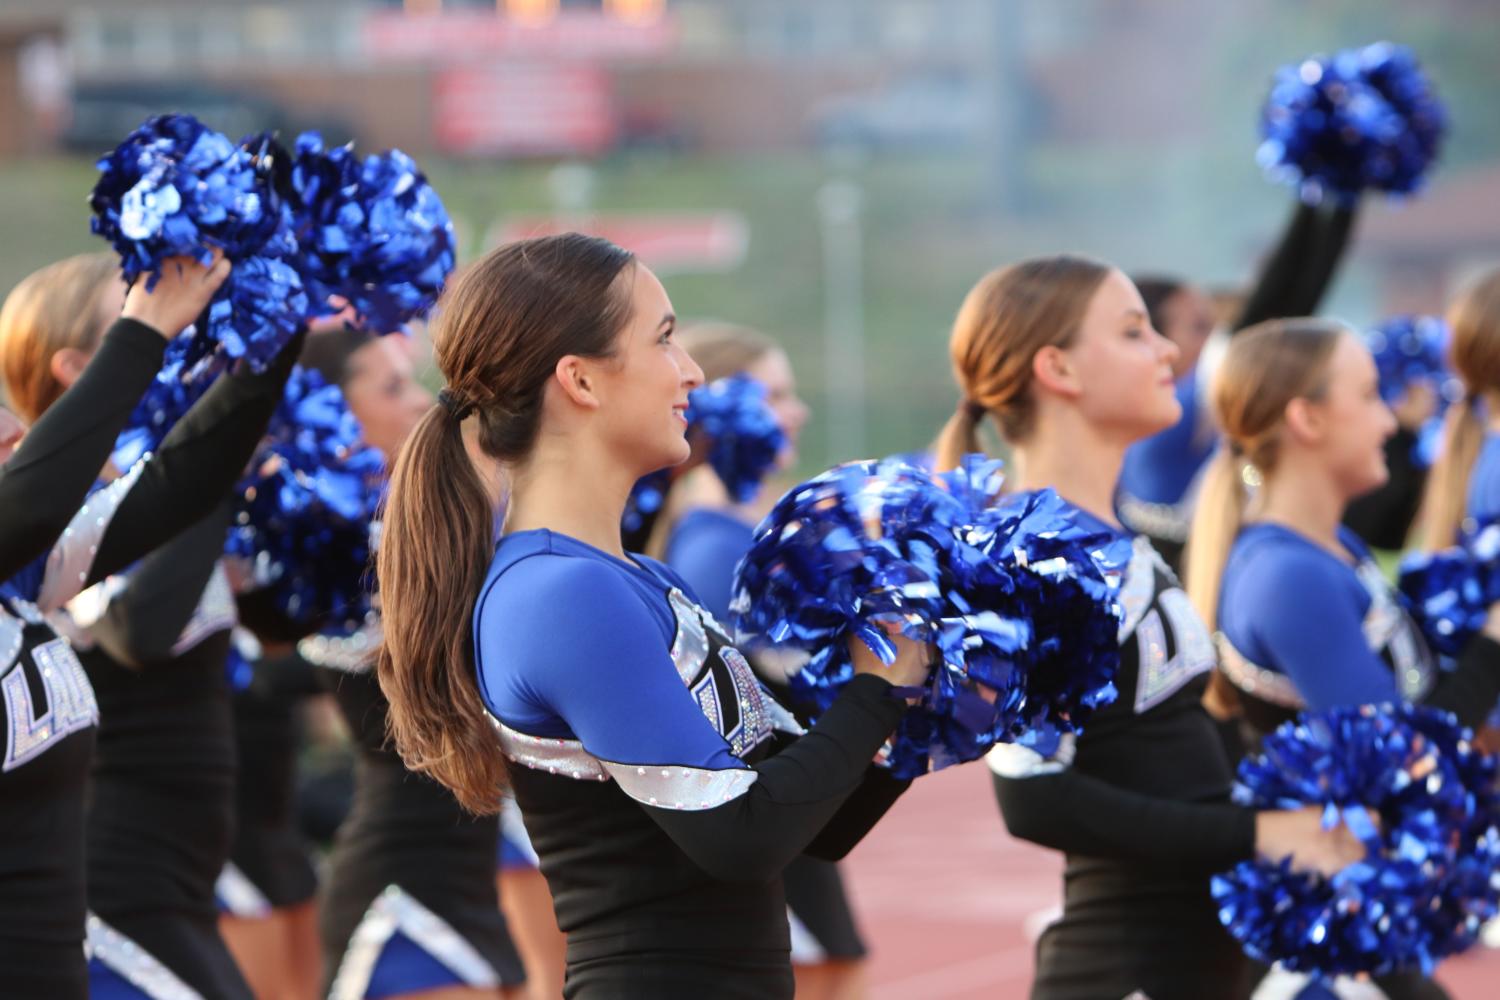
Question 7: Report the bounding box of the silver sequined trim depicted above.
[171,563,237,655]
[38,457,147,612]
[1216,634,1305,709]
[489,716,609,782]
[1355,559,1433,702]
[215,861,272,919]
[3,637,98,772]
[298,617,382,673]
[602,758,759,811]
[86,912,203,1000]
[667,587,710,684]
[327,885,506,1000]
[1118,494,1192,544]
[1117,535,1166,640]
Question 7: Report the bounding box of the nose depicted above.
[678,346,705,391]
[1157,330,1181,367]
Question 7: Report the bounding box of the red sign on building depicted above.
[494,214,750,274]
[364,10,678,62]
[434,64,616,157]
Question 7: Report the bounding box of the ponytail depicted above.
[1183,447,1249,634]
[933,400,986,473]
[376,405,506,814]
[1418,398,1486,549]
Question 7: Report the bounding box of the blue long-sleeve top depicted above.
[1465,433,1500,529]
[662,507,755,625]
[473,527,908,963]
[1216,522,1500,733]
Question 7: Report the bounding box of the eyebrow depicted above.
[659,313,677,330]
[1124,308,1147,321]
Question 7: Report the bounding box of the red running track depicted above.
[841,763,1499,1000]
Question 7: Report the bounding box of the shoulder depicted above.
[1221,526,1365,640]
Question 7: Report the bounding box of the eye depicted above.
[1124,326,1144,339]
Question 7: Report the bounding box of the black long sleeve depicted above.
[1424,634,1500,729]
[992,762,1256,873]
[87,331,304,587]
[803,766,911,861]
[0,318,167,582]
[87,501,231,668]
[1234,200,1360,333]
[643,674,905,884]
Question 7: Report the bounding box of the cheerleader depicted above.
[1186,317,1500,1000]
[1118,200,1359,570]
[295,326,529,1000]
[376,233,927,999]
[935,255,1364,1000]
[1415,268,1500,546]
[0,252,302,998]
[649,323,871,1000]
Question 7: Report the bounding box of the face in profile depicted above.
[1060,269,1183,443]
[1302,332,1396,501]
[591,264,705,477]
[743,347,809,468]
[342,335,435,459]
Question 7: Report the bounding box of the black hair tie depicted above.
[437,388,474,421]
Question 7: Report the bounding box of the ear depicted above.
[1031,344,1081,400]
[49,348,92,391]
[1282,396,1325,445]
[552,354,602,410]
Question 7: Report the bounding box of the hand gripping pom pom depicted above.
[730,455,1128,778]
[1257,42,1447,203]
[1212,704,1500,979]
[1398,520,1500,659]
[227,367,386,631]
[687,375,788,504]
[282,132,455,332]
[90,114,307,375]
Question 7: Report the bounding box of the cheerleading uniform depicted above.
[1216,523,1500,735]
[1119,201,1359,568]
[0,318,299,998]
[1465,433,1500,526]
[308,618,528,999]
[477,528,909,999]
[665,506,871,966]
[221,644,321,917]
[987,499,1253,1000]
[75,504,251,999]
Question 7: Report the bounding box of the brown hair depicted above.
[1183,318,1344,634]
[934,255,1112,471]
[1418,269,1500,549]
[0,252,122,422]
[376,233,637,814]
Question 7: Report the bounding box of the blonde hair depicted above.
[1183,319,1345,633]
[0,253,122,422]
[1417,269,1500,549]
[934,255,1112,471]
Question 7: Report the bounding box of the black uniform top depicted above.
[77,502,239,923]
[0,318,298,996]
[988,505,1255,1000]
[307,620,523,985]
[475,529,907,995]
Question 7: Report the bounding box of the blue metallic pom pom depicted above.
[90,114,306,374]
[1398,520,1500,659]
[227,367,385,630]
[687,374,787,504]
[1257,42,1447,203]
[284,132,455,332]
[1364,314,1459,468]
[1212,704,1500,978]
[730,455,1126,778]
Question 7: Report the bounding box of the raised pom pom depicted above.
[730,455,1126,778]
[1364,314,1459,468]
[284,132,455,332]
[1257,42,1447,203]
[1397,521,1500,659]
[1212,704,1500,978]
[89,114,305,375]
[687,374,787,504]
[227,367,385,630]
